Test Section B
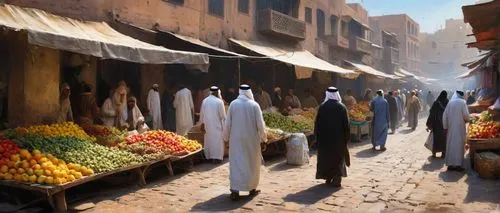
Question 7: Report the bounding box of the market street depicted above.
[78,119,500,213]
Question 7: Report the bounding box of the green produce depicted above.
[14,135,145,173]
[263,112,312,133]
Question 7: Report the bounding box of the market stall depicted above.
[0,122,202,211]
[348,102,372,142]
[466,111,500,178]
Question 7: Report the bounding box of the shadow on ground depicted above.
[422,156,444,171]
[190,193,253,212]
[355,147,384,158]
[282,184,340,205]
[398,129,415,134]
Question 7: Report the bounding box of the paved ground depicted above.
[77,118,500,213]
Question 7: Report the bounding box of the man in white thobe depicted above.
[443,91,470,171]
[223,85,267,201]
[174,85,194,136]
[102,86,128,128]
[200,86,226,163]
[148,84,163,130]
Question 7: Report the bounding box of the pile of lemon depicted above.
[16,122,95,141]
[0,149,94,185]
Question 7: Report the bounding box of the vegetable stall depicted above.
[467,111,500,178]
[348,102,372,142]
[0,122,202,211]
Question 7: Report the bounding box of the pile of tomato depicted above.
[0,136,21,166]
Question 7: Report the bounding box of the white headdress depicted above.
[324,87,342,103]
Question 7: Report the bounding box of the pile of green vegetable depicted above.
[263,112,313,133]
[14,135,145,173]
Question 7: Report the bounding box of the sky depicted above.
[347,0,478,33]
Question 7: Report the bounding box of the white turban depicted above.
[239,84,254,100]
[324,87,342,103]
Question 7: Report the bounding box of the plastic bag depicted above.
[286,133,310,165]
[424,132,433,151]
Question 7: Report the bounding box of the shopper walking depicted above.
[443,91,470,171]
[426,91,449,158]
[200,86,226,163]
[370,90,389,151]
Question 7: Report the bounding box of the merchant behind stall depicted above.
[101,85,128,129]
[223,84,267,201]
[57,83,74,123]
[253,84,273,111]
[75,83,100,126]
[284,89,302,109]
[314,87,350,187]
[147,84,163,130]
[200,86,226,163]
[301,89,318,108]
[174,83,195,136]
[124,96,149,133]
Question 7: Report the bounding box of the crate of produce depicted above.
[474,151,500,179]
[187,125,204,146]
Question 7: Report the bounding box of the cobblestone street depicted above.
[81,119,500,213]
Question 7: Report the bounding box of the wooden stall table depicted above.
[467,138,500,169]
[262,135,290,156]
[350,120,370,142]
[0,162,146,212]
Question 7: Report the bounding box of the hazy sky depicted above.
[347,0,478,33]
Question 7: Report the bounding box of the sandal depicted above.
[230,192,240,201]
[249,189,261,197]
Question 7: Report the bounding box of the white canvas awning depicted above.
[344,61,398,79]
[164,31,246,56]
[229,38,356,78]
[0,4,209,65]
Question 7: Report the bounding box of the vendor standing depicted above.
[254,84,272,111]
[343,89,357,108]
[57,83,74,123]
[147,84,163,130]
[302,89,318,108]
[284,89,302,109]
[76,83,100,125]
[101,85,127,128]
[174,83,194,136]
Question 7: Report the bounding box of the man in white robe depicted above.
[174,85,194,136]
[147,84,163,130]
[200,86,226,163]
[223,85,267,201]
[443,91,470,171]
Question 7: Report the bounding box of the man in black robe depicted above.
[314,87,350,187]
[386,91,398,134]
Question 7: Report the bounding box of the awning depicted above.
[399,68,437,84]
[457,64,485,79]
[229,38,356,77]
[163,31,246,56]
[0,4,209,65]
[344,61,397,79]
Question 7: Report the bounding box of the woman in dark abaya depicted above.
[426,90,449,158]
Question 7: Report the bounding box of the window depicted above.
[316,9,325,38]
[407,21,411,34]
[305,7,312,24]
[238,0,249,13]
[257,0,299,18]
[208,0,224,17]
[341,20,348,37]
[330,16,338,36]
[166,0,184,5]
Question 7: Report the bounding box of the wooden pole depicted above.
[237,58,241,85]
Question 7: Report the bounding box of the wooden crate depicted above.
[474,152,500,179]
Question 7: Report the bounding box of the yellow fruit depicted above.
[26,168,34,176]
[29,159,37,166]
[54,178,62,185]
[9,168,17,174]
[73,172,82,179]
[17,168,25,174]
[7,161,15,168]
[0,165,8,173]
[21,174,29,182]
[51,158,58,165]
[10,154,20,162]
[45,176,54,184]
[21,161,30,169]
[38,157,48,164]
[28,175,37,183]
[44,169,52,176]
[32,164,41,170]
[32,150,41,155]
[34,169,43,176]
[4,173,13,180]
[67,175,75,182]
[14,174,22,182]
[37,175,46,184]
[33,154,43,161]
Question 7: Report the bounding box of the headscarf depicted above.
[239,84,254,100]
[324,87,342,103]
[437,90,448,103]
[210,86,223,99]
[451,91,464,100]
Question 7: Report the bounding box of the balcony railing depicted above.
[322,35,349,49]
[371,45,383,60]
[257,9,306,40]
[349,36,372,54]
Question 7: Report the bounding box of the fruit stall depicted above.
[348,102,372,142]
[467,111,500,178]
[262,110,315,155]
[0,122,202,211]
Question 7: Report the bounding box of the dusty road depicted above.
[76,119,500,213]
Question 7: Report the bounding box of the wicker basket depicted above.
[474,152,500,179]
